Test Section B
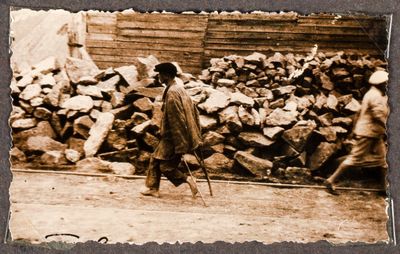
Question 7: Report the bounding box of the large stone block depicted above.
[218,106,242,132]
[204,153,234,173]
[234,151,273,176]
[238,132,275,147]
[114,65,139,87]
[265,108,298,126]
[203,131,225,146]
[12,118,37,129]
[282,124,316,152]
[198,89,230,114]
[109,162,136,175]
[308,142,340,171]
[25,136,67,152]
[61,95,94,112]
[230,92,255,107]
[65,57,99,84]
[20,84,42,101]
[84,112,115,157]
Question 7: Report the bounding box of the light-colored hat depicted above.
[369,70,389,85]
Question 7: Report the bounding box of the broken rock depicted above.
[40,150,68,165]
[10,147,27,163]
[33,107,52,120]
[131,120,151,135]
[238,132,275,147]
[10,106,25,123]
[199,115,218,130]
[20,84,42,101]
[133,97,153,112]
[12,118,37,129]
[109,162,136,175]
[217,78,236,87]
[65,149,81,163]
[97,75,119,92]
[218,106,242,132]
[84,112,115,157]
[345,98,361,112]
[204,153,234,173]
[114,65,138,87]
[234,151,273,176]
[76,157,112,173]
[265,108,298,126]
[111,92,125,108]
[238,105,255,126]
[203,131,225,146]
[61,95,94,112]
[131,112,150,125]
[263,126,285,140]
[65,57,99,84]
[230,92,255,107]
[316,127,337,142]
[308,142,339,171]
[26,136,67,152]
[198,89,230,113]
[282,124,315,152]
[73,115,94,139]
[77,85,103,98]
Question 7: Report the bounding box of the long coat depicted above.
[353,86,388,138]
[153,79,202,160]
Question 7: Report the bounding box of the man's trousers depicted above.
[145,155,187,190]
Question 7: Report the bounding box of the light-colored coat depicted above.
[353,86,388,138]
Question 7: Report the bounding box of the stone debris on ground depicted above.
[10,50,387,183]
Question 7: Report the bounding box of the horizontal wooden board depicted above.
[117,20,207,31]
[86,15,116,26]
[204,33,387,44]
[117,13,208,23]
[208,13,298,21]
[206,25,383,36]
[87,24,116,34]
[86,40,204,52]
[88,46,204,57]
[207,19,297,27]
[205,29,383,40]
[86,33,116,41]
[105,37,204,47]
[118,29,205,39]
[297,18,386,27]
[298,14,386,20]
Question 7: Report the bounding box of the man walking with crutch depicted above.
[141,62,202,198]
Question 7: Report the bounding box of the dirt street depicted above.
[9,171,388,245]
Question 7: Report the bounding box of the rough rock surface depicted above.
[84,112,115,157]
[234,151,273,176]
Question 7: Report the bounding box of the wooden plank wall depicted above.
[86,12,388,75]
[86,12,208,74]
[204,13,387,65]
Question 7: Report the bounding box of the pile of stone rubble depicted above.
[10,50,387,182]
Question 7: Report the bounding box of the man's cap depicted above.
[154,62,177,76]
[369,70,388,85]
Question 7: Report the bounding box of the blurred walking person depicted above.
[324,70,389,195]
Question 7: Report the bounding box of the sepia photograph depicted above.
[7,7,391,247]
